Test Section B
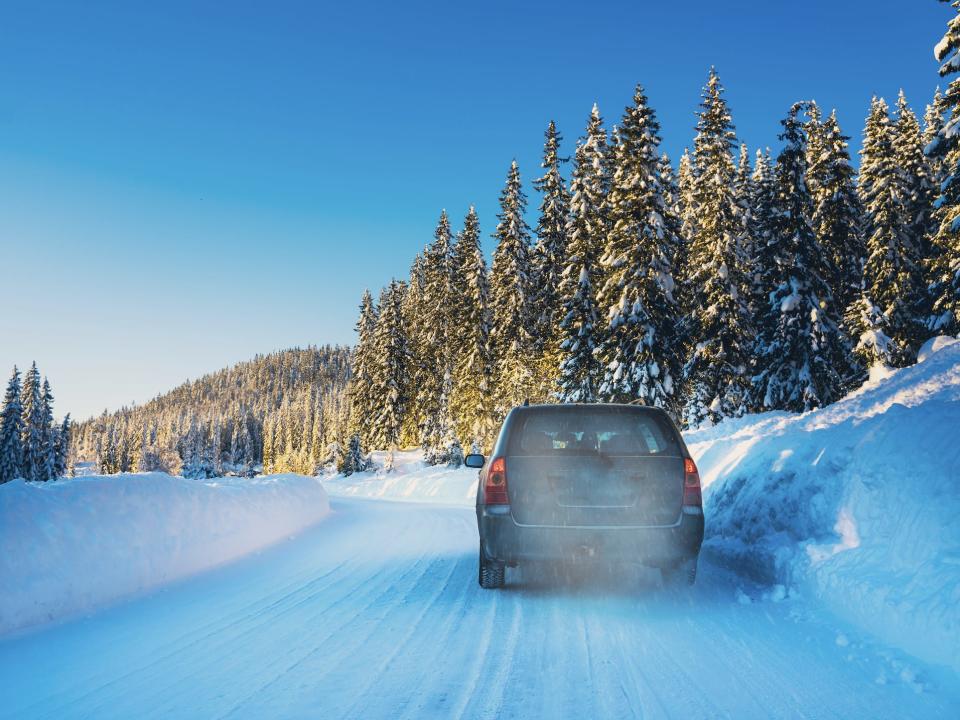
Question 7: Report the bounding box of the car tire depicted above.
[661,557,697,588]
[478,542,506,589]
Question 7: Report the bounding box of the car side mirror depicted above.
[464,453,485,469]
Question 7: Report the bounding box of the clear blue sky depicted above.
[0,0,949,420]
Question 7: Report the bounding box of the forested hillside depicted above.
[70,346,351,478]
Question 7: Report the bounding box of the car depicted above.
[464,403,704,589]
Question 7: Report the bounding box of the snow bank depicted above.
[323,449,477,506]
[0,472,330,636]
[689,339,960,672]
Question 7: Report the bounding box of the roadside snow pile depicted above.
[323,449,477,506]
[0,472,330,636]
[688,337,960,672]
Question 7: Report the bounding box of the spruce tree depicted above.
[19,362,43,481]
[54,414,71,478]
[370,280,410,451]
[928,3,960,334]
[894,91,938,274]
[595,85,681,407]
[747,148,777,320]
[923,88,947,190]
[489,160,536,413]
[0,367,23,483]
[39,378,56,481]
[807,108,865,312]
[338,433,369,476]
[557,104,608,403]
[419,211,456,462]
[450,206,495,447]
[752,103,848,411]
[853,97,927,366]
[400,253,428,444]
[676,148,697,318]
[682,70,753,425]
[348,290,378,449]
[531,121,571,399]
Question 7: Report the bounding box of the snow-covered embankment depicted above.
[0,472,330,636]
[689,337,960,672]
[323,449,478,506]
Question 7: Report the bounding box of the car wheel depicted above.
[478,542,506,589]
[661,557,697,588]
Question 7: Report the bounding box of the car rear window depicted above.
[507,407,681,457]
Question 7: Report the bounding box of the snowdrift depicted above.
[324,450,478,505]
[689,337,960,672]
[0,472,330,636]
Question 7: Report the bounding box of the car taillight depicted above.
[484,457,509,505]
[683,457,702,508]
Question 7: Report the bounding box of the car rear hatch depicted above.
[505,406,684,528]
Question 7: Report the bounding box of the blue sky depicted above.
[0,0,950,420]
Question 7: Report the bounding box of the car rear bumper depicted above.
[478,506,704,567]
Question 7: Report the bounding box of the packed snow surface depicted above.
[688,337,960,673]
[2,497,958,719]
[0,472,330,635]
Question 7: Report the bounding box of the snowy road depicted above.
[2,497,958,720]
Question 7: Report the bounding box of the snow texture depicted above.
[324,449,477,505]
[0,472,330,636]
[688,338,960,672]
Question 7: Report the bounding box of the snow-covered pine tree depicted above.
[39,378,56,481]
[347,290,378,449]
[658,153,684,280]
[746,149,777,323]
[924,87,947,190]
[752,103,849,412]
[927,2,960,335]
[419,211,457,463]
[733,143,754,225]
[400,253,428,445]
[338,433,369,476]
[449,206,496,448]
[309,399,324,473]
[595,85,681,407]
[852,96,928,366]
[19,362,43,481]
[894,91,938,280]
[54,414,71,478]
[557,104,608,403]
[682,70,753,426]
[807,108,865,313]
[0,367,23,483]
[531,121,571,400]
[370,280,410,452]
[261,414,275,473]
[675,148,697,319]
[489,160,536,414]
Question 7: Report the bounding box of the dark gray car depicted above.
[465,404,704,589]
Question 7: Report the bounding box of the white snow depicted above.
[917,334,958,363]
[323,449,477,505]
[0,472,330,636]
[2,496,958,719]
[688,338,960,672]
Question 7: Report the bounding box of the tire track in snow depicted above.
[213,512,454,719]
